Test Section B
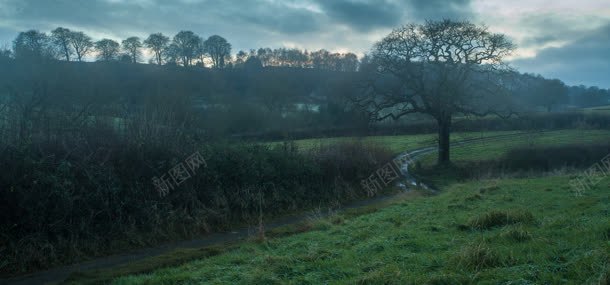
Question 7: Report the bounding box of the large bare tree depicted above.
[356,20,516,164]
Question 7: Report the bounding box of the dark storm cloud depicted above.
[0,0,474,40]
[0,0,167,37]
[1,0,321,33]
[313,0,473,31]
[512,23,610,88]
[313,0,402,31]
[0,0,327,52]
[406,0,473,21]
[220,1,322,34]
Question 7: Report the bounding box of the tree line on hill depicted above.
[2,27,359,71]
[514,73,610,111]
[0,26,609,144]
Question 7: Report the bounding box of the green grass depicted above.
[583,105,610,113]
[419,129,610,166]
[269,130,524,154]
[410,129,610,188]
[65,129,610,284]
[271,130,609,158]
[104,175,609,284]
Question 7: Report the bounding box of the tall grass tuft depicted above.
[467,209,535,230]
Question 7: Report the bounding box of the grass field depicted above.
[65,129,610,284]
[269,130,525,154]
[418,129,610,165]
[273,129,608,159]
[105,175,609,284]
[584,105,610,113]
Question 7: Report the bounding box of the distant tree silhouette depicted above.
[257,48,273,66]
[122,36,142,63]
[95,39,120,61]
[338,53,358,72]
[119,53,132,63]
[204,35,231,69]
[571,86,610,107]
[244,56,263,71]
[51,27,73,61]
[234,50,249,67]
[311,49,331,69]
[13,30,53,60]
[0,45,11,60]
[171,31,200,67]
[538,78,569,112]
[144,33,169,65]
[523,75,569,112]
[513,74,570,112]
[69,31,93,62]
[355,20,516,164]
[195,37,206,67]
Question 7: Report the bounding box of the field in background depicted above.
[584,105,610,112]
[271,129,608,157]
[268,130,525,154]
[419,129,610,164]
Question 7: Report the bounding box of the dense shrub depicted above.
[0,140,392,276]
[236,111,610,141]
[499,143,610,171]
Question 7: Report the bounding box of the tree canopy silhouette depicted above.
[204,35,231,69]
[13,30,53,60]
[122,36,142,63]
[170,31,200,67]
[95,38,120,61]
[69,31,93,62]
[51,27,73,61]
[144,33,169,65]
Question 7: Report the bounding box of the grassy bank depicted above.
[102,175,609,284]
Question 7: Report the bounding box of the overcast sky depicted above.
[0,0,608,88]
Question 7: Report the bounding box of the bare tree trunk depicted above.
[437,115,451,165]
